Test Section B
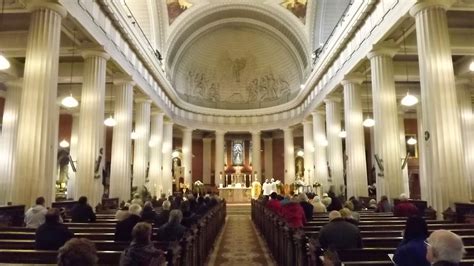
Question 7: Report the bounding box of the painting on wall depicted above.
[232,140,245,166]
[166,0,192,25]
[280,0,308,23]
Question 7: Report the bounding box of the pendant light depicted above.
[61,29,79,108]
[407,137,417,145]
[59,139,70,148]
[363,62,375,127]
[338,130,347,138]
[0,0,10,70]
[131,130,138,140]
[103,76,116,127]
[400,28,418,107]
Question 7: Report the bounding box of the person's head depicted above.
[128,204,142,216]
[426,230,465,264]
[399,193,408,202]
[133,193,140,199]
[403,216,428,241]
[369,199,377,205]
[78,196,87,204]
[169,209,183,224]
[298,193,309,202]
[144,201,152,209]
[45,208,61,224]
[339,208,352,219]
[380,195,388,202]
[328,210,341,221]
[57,238,98,266]
[132,222,152,244]
[313,196,321,203]
[344,201,354,211]
[270,192,278,200]
[180,200,190,212]
[322,196,332,207]
[160,193,166,199]
[162,200,171,210]
[35,197,45,206]
[322,193,328,198]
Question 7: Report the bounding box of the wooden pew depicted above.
[51,200,77,216]
[0,249,123,265]
[456,202,474,223]
[0,205,25,227]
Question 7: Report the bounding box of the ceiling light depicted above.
[300,84,305,90]
[131,130,138,140]
[407,137,417,145]
[469,61,474,72]
[149,139,156,147]
[401,92,418,107]
[61,94,79,108]
[338,130,347,138]
[172,150,180,158]
[363,117,375,127]
[0,54,10,70]
[59,140,70,148]
[104,115,117,127]
[296,150,304,157]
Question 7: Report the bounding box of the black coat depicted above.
[141,207,157,222]
[157,222,186,242]
[300,202,314,221]
[115,215,141,242]
[35,222,74,250]
[70,204,96,223]
[120,242,163,266]
[155,210,170,227]
[318,218,362,250]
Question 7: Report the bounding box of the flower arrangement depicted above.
[313,181,322,188]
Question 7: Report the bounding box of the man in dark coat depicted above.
[157,210,186,242]
[155,200,171,227]
[70,196,96,223]
[120,222,165,266]
[318,211,362,250]
[36,208,74,250]
[115,204,142,242]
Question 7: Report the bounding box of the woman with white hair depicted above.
[114,204,142,242]
[311,195,327,213]
[426,230,465,266]
[157,210,186,242]
[298,193,314,221]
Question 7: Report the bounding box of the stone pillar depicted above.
[302,120,314,185]
[162,121,173,195]
[398,111,410,195]
[416,104,429,202]
[283,127,295,184]
[312,111,329,190]
[67,113,80,200]
[182,128,193,187]
[215,130,225,186]
[149,111,164,197]
[109,78,134,201]
[202,138,212,184]
[368,44,402,201]
[132,99,151,190]
[251,131,262,181]
[342,77,368,198]
[0,79,22,205]
[75,48,110,207]
[325,98,344,196]
[457,79,474,198]
[12,2,66,206]
[263,138,273,180]
[411,1,470,211]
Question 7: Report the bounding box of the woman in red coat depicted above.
[280,197,306,228]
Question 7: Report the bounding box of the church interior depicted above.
[0,0,473,265]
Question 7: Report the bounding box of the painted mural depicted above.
[166,0,192,24]
[280,0,307,23]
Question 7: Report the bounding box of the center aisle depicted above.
[206,204,276,266]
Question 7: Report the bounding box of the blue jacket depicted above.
[393,238,430,266]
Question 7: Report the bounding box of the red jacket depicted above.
[280,202,306,228]
[266,199,282,214]
[394,202,419,217]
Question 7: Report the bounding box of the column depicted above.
[162,121,173,195]
[411,1,470,212]
[215,130,225,186]
[457,79,474,198]
[109,78,134,201]
[149,111,164,197]
[182,128,193,187]
[283,127,295,184]
[0,79,22,205]
[325,98,344,195]
[398,111,410,195]
[251,131,262,181]
[12,2,66,206]
[312,111,329,190]
[75,47,110,207]
[368,43,402,200]
[132,99,151,190]
[263,138,273,180]
[416,104,429,202]
[342,77,368,198]
[202,138,212,184]
[67,113,80,200]
[302,120,314,185]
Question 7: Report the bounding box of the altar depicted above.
[218,187,252,203]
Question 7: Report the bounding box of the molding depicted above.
[409,0,455,17]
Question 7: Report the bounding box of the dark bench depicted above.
[0,205,25,227]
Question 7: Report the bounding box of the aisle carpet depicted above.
[206,204,276,266]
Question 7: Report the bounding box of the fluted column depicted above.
[202,138,212,184]
[67,113,80,200]
[149,111,164,196]
[263,138,273,180]
[251,131,262,181]
[283,127,295,184]
[342,77,368,198]
[368,44,402,201]
[215,130,225,186]
[12,2,66,206]
[75,48,110,207]
[325,99,344,195]
[302,120,315,185]
[162,121,173,195]
[398,112,410,195]
[312,111,329,190]
[0,79,22,204]
[182,128,193,187]
[132,99,151,190]
[411,1,470,211]
[417,104,429,202]
[109,78,134,201]
[457,79,474,198]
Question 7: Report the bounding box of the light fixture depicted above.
[59,140,70,148]
[61,94,79,108]
[172,150,180,158]
[297,150,304,157]
[407,137,417,145]
[0,54,10,70]
[148,139,156,147]
[104,115,116,127]
[131,130,138,140]
[300,84,305,90]
[401,92,419,107]
[338,130,347,138]
[469,61,474,72]
[363,117,375,127]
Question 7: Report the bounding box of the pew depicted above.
[0,249,124,265]
[51,200,77,216]
[0,205,25,227]
[455,202,474,223]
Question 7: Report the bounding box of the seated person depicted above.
[311,195,327,213]
[115,204,142,242]
[131,193,143,206]
[393,216,430,266]
[70,196,96,223]
[339,208,358,225]
[367,199,378,210]
[120,222,165,266]
[36,208,74,250]
[280,197,306,228]
[394,193,419,217]
[140,201,157,222]
[321,193,332,208]
[343,201,360,222]
[318,211,362,250]
[115,202,131,221]
[299,193,314,221]
[57,238,98,266]
[155,193,167,208]
[155,200,171,227]
[25,196,48,228]
[157,209,186,242]
[180,201,197,228]
[376,195,393,212]
[266,192,282,213]
[426,229,465,266]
